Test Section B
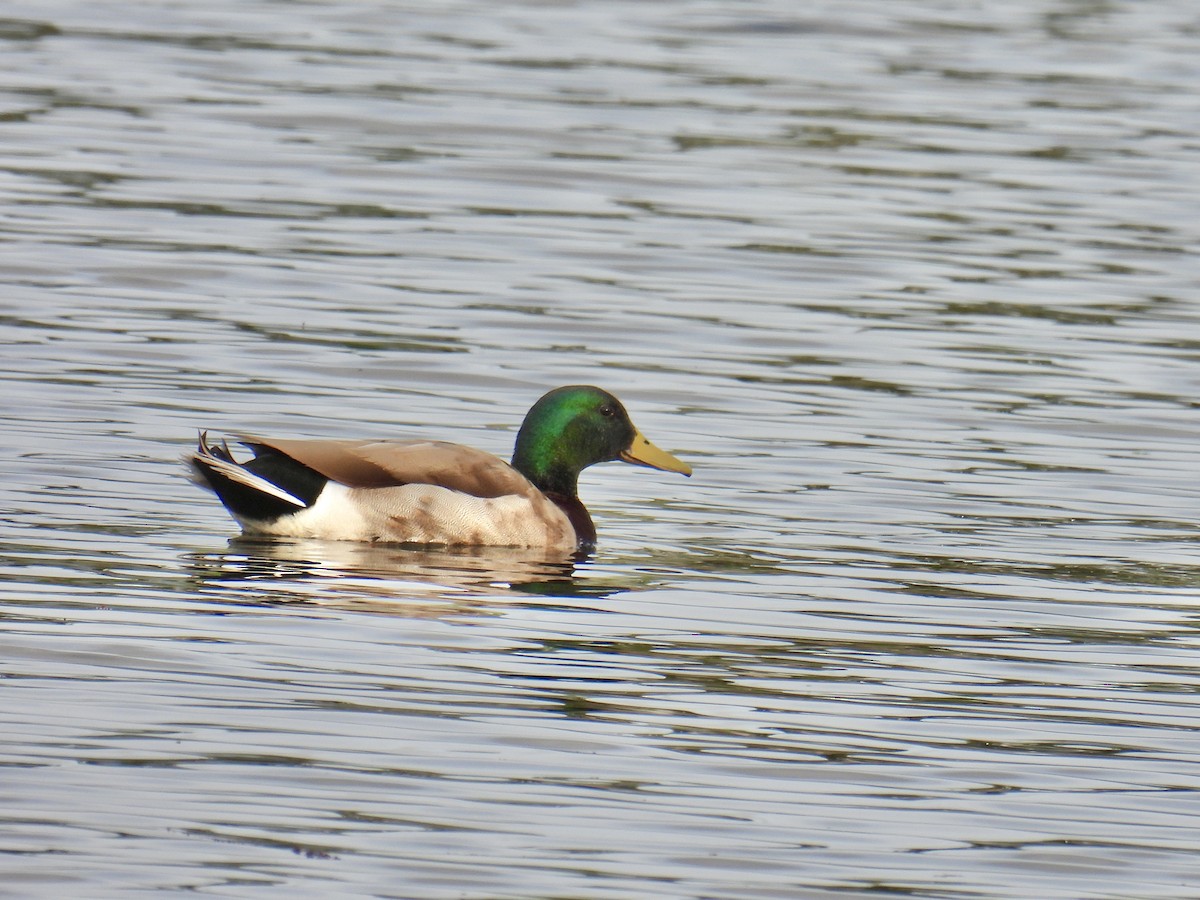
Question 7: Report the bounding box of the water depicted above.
[3,1,1200,897]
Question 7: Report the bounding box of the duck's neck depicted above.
[511,446,594,547]
[514,457,594,545]
[511,436,581,499]
[545,491,596,548]
[512,412,599,546]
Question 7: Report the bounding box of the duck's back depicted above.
[249,437,534,496]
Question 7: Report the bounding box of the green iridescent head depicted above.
[511,385,691,497]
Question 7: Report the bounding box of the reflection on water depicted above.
[186,537,608,610]
[4,0,1200,897]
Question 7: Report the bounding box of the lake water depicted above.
[3,1,1200,897]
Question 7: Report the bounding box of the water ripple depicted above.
[3,0,1200,897]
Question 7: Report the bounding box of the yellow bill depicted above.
[620,429,692,476]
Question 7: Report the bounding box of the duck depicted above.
[189,385,691,551]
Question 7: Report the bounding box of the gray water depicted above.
[3,1,1200,897]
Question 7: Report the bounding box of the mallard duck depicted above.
[189,385,691,550]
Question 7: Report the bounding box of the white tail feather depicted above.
[194,447,308,509]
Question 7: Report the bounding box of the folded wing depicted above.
[239,437,537,499]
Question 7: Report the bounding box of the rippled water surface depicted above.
[4,1,1200,897]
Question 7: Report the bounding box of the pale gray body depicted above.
[191,437,577,550]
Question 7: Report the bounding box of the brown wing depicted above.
[240,437,535,500]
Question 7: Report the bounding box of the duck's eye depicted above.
[599,405,616,418]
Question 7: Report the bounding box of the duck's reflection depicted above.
[186,537,617,613]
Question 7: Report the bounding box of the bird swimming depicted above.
[188,385,691,551]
